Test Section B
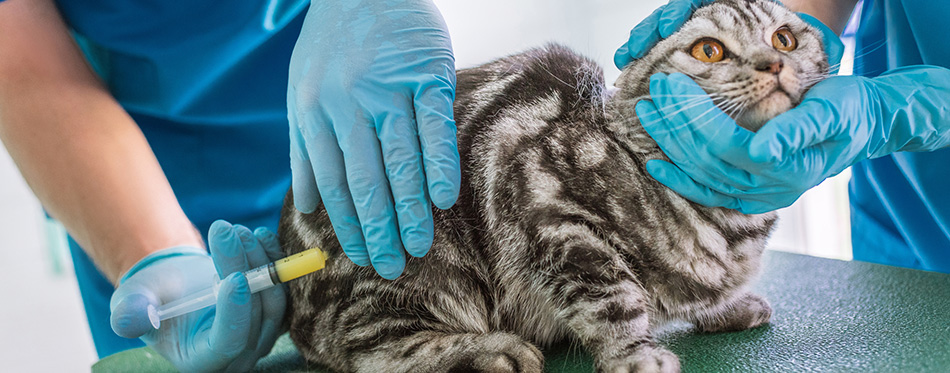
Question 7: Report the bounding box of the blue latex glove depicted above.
[110,220,286,372]
[287,0,460,279]
[614,0,843,71]
[613,0,846,213]
[637,67,950,214]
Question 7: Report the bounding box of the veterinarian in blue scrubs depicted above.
[618,0,950,273]
[0,0,459,370]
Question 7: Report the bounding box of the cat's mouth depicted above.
[764,87,791,102]
[752,87,792,110]
[736,85,797,131]
[762,77,797,102]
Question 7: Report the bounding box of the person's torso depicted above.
[55,0,310,231]
[850,0,950,273]
[56,0,309,122]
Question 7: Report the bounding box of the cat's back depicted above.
[451,44,614,226]
[453,44,608,139]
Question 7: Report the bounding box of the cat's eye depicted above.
[772,27,797,52]
[690,39,725,63]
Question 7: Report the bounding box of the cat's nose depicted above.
[756,60,784,75]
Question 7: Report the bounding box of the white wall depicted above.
[0,145,96,371]
[435,0,668,84]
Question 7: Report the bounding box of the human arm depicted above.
[0,1,285,369]
[637,68,950,213]
[618,0,950,213]
[287,0,460,279]
[0,0,201,283]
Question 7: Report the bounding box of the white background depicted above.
[0,0,853,370]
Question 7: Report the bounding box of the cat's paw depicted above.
[598,346,680,373]
[451,333,544,373]
[741,294,772,329]
[697,293,772,333]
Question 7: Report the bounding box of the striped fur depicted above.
[279,1,828,372]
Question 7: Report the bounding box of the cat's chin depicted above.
[736,91,794,132]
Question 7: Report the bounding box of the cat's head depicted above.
[614,0,829,131]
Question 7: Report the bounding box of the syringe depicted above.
[147,247,327,329]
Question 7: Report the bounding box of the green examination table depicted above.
[94,251,950,372]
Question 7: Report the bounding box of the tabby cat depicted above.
[278,0,830,371]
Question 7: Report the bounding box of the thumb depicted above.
[414,79,461,209]
[749,99,835,163]
[110,293,158,339]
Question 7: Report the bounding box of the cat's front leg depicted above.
[533,227,680,373]
[693,292,772,333]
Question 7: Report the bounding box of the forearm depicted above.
[0,0,202,284]
[869,66,950,155]
[782,0,859,35]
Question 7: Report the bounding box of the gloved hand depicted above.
[614,0,844,213]
[637,67,950,213]
[110,220,286,372]
[613,0,844,71]
[287,0,460,279]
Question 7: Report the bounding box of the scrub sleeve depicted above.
[850,0,950,273]
[52,0,309,357]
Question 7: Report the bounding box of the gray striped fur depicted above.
[279,1,829,372]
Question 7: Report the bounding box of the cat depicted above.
[278,0,830,372]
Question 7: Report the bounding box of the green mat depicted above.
[94,251,950,372]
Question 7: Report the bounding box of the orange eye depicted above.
[691,39,725,63]
[772,27,797,51]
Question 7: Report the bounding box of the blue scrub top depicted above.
[53,0,309,357]
[851,0,950,273]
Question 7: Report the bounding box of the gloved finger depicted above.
[645,160,742,210]
[614,5,667,69]
[251,286,286,362]
[303,114,371,267]
[638,114,748,197]
[208,220,251,279]
[291,123,320,214]
[289,85,320,214]
[635,99,697,167]
[341,121,407,280]
[253,227,283,262]
[639,74,758,190]
[751,137,831,192]
[658,0,715,37]
[110,292,156,339]
[376,101,435,258]
[415,76,461,210]
[652,73,770,173]
[740,201,788,215]
[646,160,782,214]
[643,131,750,198]
[797,13,845,73]
[203,272,252,363]
[748,82,846,164]
[236,226,270,269]
[221,223,266,367]
[239,226,286,351]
